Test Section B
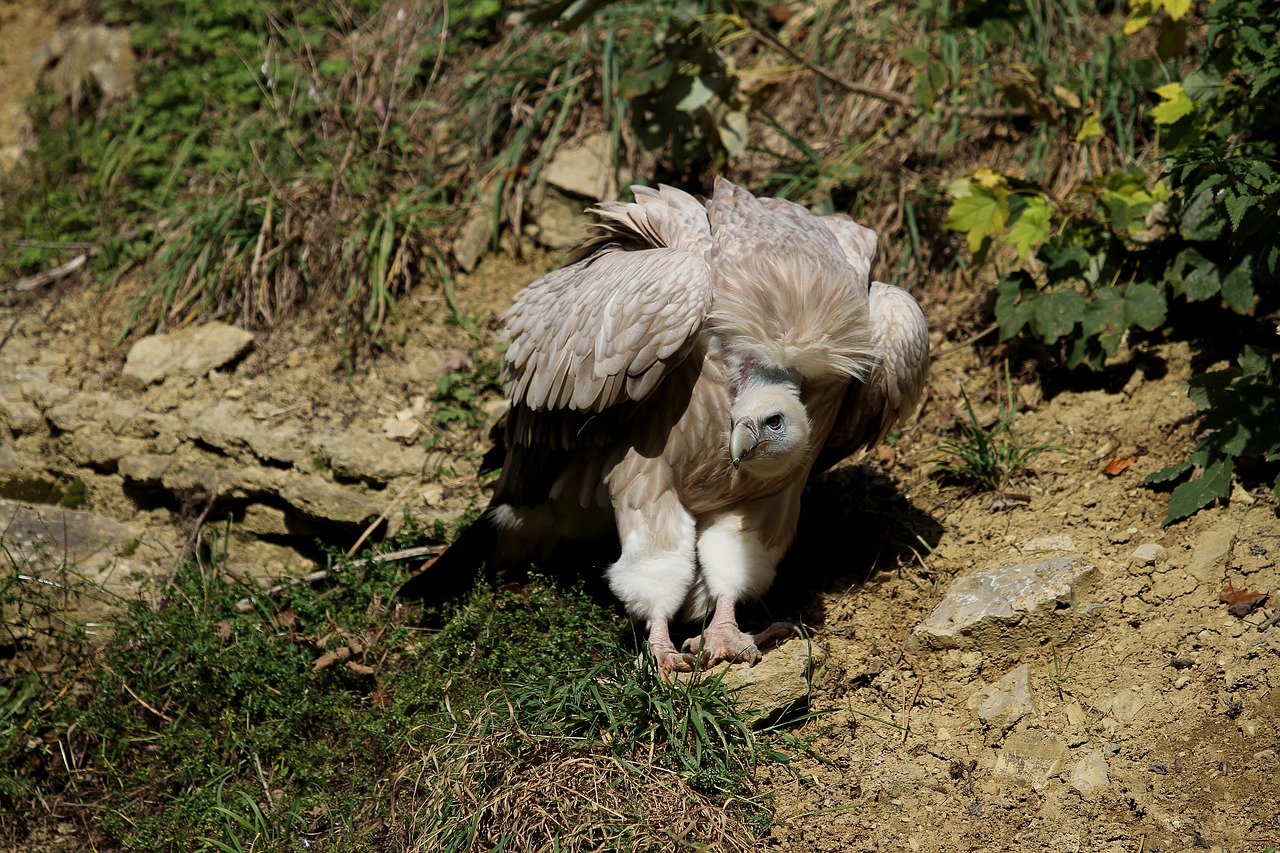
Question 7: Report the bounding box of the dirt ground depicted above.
[5,244,1277,851]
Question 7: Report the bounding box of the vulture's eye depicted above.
[764,414,784,430]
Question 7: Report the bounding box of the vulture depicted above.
[400,178,929,672]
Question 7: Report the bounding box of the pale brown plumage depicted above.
[400,178,929,671]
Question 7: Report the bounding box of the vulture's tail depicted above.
[396,512,498,603]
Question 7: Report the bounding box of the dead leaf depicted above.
[312,646,351,671]
[370,679,392,708]
[272,607,297,629]
[1103,455,1138,476]
[1219,585,1268,617]
[345,661,375,676]
[215,620,232,641]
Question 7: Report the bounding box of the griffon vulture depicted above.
[399,178,929,672]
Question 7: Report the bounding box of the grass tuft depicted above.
[931,364,1062,492]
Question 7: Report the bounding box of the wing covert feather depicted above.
[504,246,712,415]
[815,281,930,472]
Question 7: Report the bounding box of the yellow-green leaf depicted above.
[1125,0,1155,34]
[1151,82,1194,125]
[1004,195,1052,259]
[1159,0,1191,20]
[1075,113,1103,142]
[945,185,1009,253]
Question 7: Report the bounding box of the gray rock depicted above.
[280,475,385,525]
[0,498,166,620]
[706,636,825,725]
[0,444,23,471]
[44,391,111,434]
[1130,542,1166,565]
[1102,686,1148,725]
[909,558,1098,653]
[543,132,613,199]
[382,415,421,444]
[1187,528,1234,584]
[317,431,425,485]
[993,731,1069,789]
[534,186,591,249]
[1068,749,1110,797]
[118,453,174,487]
[189,402,304,465]
[452,211,491,273]
[122,323,254,389]
[66,430,147,471]
[33,25,136,106]
[161,463,284,500]
[968,663,1036,732]
[0,392,43,435]
[239,504,289,536]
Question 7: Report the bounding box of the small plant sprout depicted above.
[931,363,1062,492]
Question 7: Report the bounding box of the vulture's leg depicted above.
[685,490,800,666]
[604,484,698,673]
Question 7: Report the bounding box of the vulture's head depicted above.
[728,384,811,475]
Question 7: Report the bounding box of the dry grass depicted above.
[385,702,761,852]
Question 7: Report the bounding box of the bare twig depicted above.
[4,254,89,292]
[233,544,445,612]
[747,23,1028,121]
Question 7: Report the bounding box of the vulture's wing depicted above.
[815,281,930,472]
[499,186,716,450]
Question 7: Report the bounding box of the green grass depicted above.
[0,513,790,850]
[931,365,1062,492]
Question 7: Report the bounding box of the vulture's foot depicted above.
[647,622,697,673]
[683,620,800,668]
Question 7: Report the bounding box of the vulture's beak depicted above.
[730,417,758,469]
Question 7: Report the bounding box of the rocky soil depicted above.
[4,249,1277,850]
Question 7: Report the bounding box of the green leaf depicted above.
[1179,189,1224,241]
[1223,191,1259,232]
[1168,248,1221,302]
[1238,345,1270,377]
[1030,289,1086,343]
[1219,257,1254,313]
[1161,458,1232,526]
[1004,194,1052,259]
[1151,82,1194,125]
[1123,282,1167,329]
[675,76,716,113]
[945,180,1009,253]
[1145,462,1192,485]
[994,274,1034,341]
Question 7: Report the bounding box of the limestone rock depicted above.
[118,453,174,487]
[710,636,825,725]
[189,402,304,465]
[122,323,254,389]
[452,211,491,273]
[535,186,591,249]
[1069,749,1110,797]
[543,132,613,199]
[161,464,284,500]
[280,475,385,525]
[317,431,425,485]
[0,498,166,620]
[1131,543,1166,565]
[1187,528,1235,585]
[0,391,43,435]
[1022,534,1076,554]
[33,25,136,107]
[993,731,1069,789]
[968,663,1036,733]
[382,415,421,444]
[909,558,1098,653]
